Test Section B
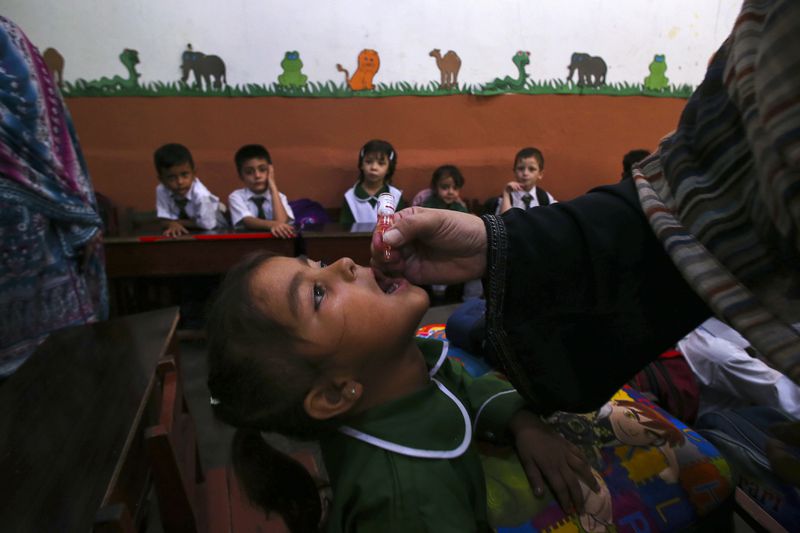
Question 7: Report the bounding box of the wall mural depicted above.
[45,44,685,98]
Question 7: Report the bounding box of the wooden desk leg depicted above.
[94,503,136,533]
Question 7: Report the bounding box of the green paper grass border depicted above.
[62,78,693,99]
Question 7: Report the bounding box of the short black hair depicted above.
[514,147,544,170]
[235,144,272,174]
[431,165,465,190]
[621,149,651,180]
[154,143,194,172]
[358,139,397,184]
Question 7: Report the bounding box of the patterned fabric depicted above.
[0,17,107,376]
[635,0,800,380]
[415,326,733,532]
[489,387,732,532]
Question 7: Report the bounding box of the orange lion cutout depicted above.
[336,49,380,91]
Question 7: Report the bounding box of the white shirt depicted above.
[495,186,557,214]
[155,178,220,230]
[228,187,295,227]
[678,318,800,420]
[344,184,403,223]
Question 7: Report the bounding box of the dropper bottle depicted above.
[376,192,396,260]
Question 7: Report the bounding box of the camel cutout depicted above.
[429,49,461,90]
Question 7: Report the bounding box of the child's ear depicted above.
[303,379,362,420]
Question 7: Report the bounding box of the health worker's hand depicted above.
[370,207,487,285]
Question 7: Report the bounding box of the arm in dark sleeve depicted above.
[482,179,711,414]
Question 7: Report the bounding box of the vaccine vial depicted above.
[376,193,396,260]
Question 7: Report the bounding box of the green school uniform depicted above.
[320,338,527,532]
[339,182,409,225]
[421,194,469,212]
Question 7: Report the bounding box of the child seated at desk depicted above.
[339,139,408,224]
[206,252,732,532]
[154,143,224,237]
[495,146,557,214]
[228,144,295,239]
[420,164,469,212]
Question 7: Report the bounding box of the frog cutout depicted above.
[278,51,308,88]
[644,54,669,90]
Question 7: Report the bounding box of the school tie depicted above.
[174,196,190,219]
[251,196,267,219]
[521,193,533,209]
[368,197,378,208]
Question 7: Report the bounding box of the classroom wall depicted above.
[5,0,736,212]
[68,94,687,210]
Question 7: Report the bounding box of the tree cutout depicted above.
[336,49,380,90]
[644,55,669,90]
[429,49,461,89]
[566,53,607,88]
[43,48,64,88]
[483,51,530,92]
[180,44,227,91]
[278,51,308,87]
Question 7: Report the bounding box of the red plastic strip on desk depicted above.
[194,233,277,240]
[137,233,278,243]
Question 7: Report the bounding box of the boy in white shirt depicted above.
[154,143,223,237]
[496,146,557,214]
[228,144,295,239]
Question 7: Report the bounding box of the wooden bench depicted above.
[0,308,179,531]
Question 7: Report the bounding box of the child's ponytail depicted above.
[231,427,322,532]
[206,251,333,532]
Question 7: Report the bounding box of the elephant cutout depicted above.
[180,44,227,91]
[567,52,607,88]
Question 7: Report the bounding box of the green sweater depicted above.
[321,338,527,532]
[421,194,469,212]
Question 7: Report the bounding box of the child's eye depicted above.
[313,283,325,310]
[318,260,328,268]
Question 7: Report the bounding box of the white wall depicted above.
[4,0,741,87]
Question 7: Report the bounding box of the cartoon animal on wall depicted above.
[644,54,669,90]
[566,53,607,88]
[429,49,461,90]
[278,51,308,88]
[181,44,227,91]
[336,49,380,91]
[483,51,530,92]
[81,48,140,91]
[43,47,64,87]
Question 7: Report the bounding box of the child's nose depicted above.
[334,257,357,280]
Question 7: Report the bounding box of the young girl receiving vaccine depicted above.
[207,252,597,532]
[339,139,408,224]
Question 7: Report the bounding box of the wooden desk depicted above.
[0,308,179,532]
[102,226,374,316]
[103,225,375,278]
[104,232,299,278]
[300,222,374,266]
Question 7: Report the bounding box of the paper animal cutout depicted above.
[483,51,530,91]
[429,49,461,89]
[80,49,140,91]
[336,49,380,90]
[43,48,64,87]
[644,54,669,90]
[181,44,227,90]
[567,53,607,88]
[278,51,308,87]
